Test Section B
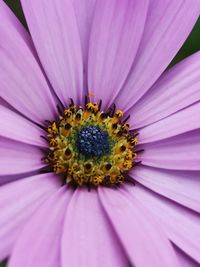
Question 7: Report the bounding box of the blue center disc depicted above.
[76,126,110,157]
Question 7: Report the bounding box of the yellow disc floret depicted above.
[45,101,138,187]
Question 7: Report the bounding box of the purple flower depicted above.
[0,0,200,266]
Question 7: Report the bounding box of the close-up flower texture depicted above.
[0,0,200,266]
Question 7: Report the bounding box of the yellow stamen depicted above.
[45,102,138,187]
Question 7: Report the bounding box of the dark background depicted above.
[0,1,200,266]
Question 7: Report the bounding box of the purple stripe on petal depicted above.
[21,0,83,106]
[0,173,60,261]
[115,0,200,111]
[62,188,128,267]
[99,187,179,267]
[0,137,45,175]
[8,186,72,267]
[88,0,149,109]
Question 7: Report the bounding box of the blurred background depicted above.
[0,0,200,266]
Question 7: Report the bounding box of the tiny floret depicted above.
[45,100,138,187]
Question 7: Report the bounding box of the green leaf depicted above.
[0,261,7,267]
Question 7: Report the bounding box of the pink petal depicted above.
[0,137,45,175]
[62,188,128,267]
[127,184,200,264]
[129,52,200,129]
[131,166,200,212]
[72,0,96,66]
[88,0,149,109]
[175,247,200,267]
[138,102,200,143]
[99,187,179,267]
[8,187,72,267]
[72,0,96,92]
[0,3,56,124]
[0,106,47,147]
[139,129,200,170]
[115,0,200,111]
[0,1,36,56]
[0,173,36,186]
[0,97,21,115]
[0,173,60,261]
[21,0,83,105]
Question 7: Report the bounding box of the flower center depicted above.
[76,125,110,157]
[45,100,138,187]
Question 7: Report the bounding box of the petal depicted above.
[0,173,60,261]
[138,102,200,144]
[175,247,200,267]
[21,0,83,105]
[129,52,200,129]
[8,187,72,267]
[72,0,96,66]
[131,166,200,213]
[99,187,179,267]
[115,0,200,111]
[0,172,37,186]
[0,3,56,124]
[0,1,35,56]
[128,184,200,264]
[72,0,97,92]
[61,188,128,267]
[139,129,200,170]
[0,137,45,175]
[88,0,149,108]
[0,106,47,147]
[0,97,17,112]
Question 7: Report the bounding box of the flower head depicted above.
[45,100,138,187]
[0,0,200,267]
